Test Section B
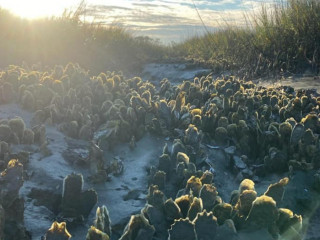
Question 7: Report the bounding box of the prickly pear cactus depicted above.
[119,214,155,240]
[199,184,218,211]
[193,210,218,240]
[164,198,182,222]
[187,197,203,221]
[86,226,110,240]
[61,173,97,218]
[44,222,71,240]
[246,195,278,228]
[264,177,289,203]
[94,206,111,237]
[168,218,196,240]
[212,203,233,225]
[235,190,257,216]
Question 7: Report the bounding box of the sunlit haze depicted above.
[0,0,78,19]
[0,0,277,42]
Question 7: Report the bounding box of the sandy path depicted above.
[255,76,320,92]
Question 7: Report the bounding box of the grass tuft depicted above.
[173,0,320,77]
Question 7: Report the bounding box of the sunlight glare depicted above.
[0,0,79,19]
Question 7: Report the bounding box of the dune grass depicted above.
[0,3,167,74]
[0,0,319,77]
[173,0,320,77]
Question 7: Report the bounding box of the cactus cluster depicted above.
[0,117,37,145]
[1,64,319,175]
[1,64,318,239]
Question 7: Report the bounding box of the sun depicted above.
[0,0,79,19]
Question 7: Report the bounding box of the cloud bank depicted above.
[84,0,278,43]
[0,0,279,43]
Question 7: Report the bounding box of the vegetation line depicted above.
[0,0,319,78]
[173,0,320,78]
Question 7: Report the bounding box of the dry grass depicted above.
[0,2,167,74]
[173,0,320,77]
[1,0,319,77]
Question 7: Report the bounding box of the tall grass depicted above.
[1,0,319,77]
[174,0,320,77]
[0,3,167,74]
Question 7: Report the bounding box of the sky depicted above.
[0,0,277,43]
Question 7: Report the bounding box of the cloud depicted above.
[131,2,174,9]
[83,0,278,43]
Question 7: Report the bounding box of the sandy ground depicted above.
[142,63,211,85]
[143,63,320,93]
[256,76,320,92]
[0,103,166,239]
[1,104,81,239]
